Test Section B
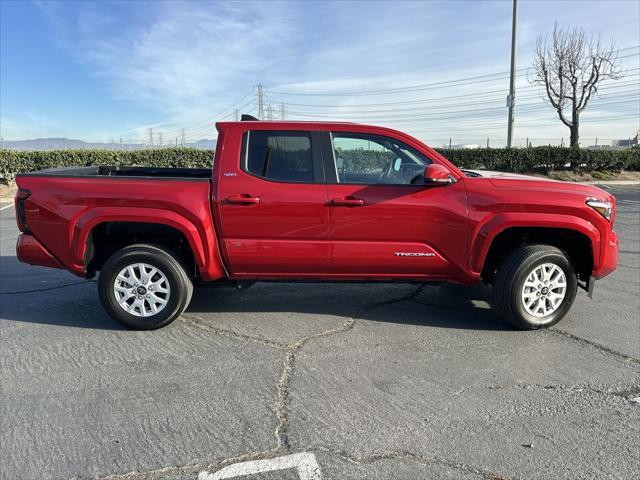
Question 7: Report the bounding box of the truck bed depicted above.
[19,165,212,180]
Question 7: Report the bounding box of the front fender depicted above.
[70,207,226,281]
[469,212,601,275]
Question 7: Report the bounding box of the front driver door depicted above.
[324,131,468,278]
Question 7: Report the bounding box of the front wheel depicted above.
[493,245,577,330]
[98,244,193,330]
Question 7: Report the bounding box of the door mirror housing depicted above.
[424,164,454,185]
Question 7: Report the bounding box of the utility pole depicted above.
[267,104,273,121]
[62,137,66,149]
[234,109,239,121]
[148,128,154,148]
[175,137,178,147]
[120,138,123,151]
[280,103,286,120]
[181,129,185,147]
[506,0,518,148]
[256,83,265,120]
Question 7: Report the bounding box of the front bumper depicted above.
[593,229,618,279]
[16,234,63,269]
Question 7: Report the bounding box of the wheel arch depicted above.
[70,207,226,281]
[471,213,599,287]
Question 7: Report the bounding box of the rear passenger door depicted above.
[217,130,330,276]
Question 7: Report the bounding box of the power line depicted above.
[284,88,639,116]
[268,77,639,110]
[268,50,638,97]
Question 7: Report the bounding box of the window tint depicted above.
[332,133,431,185]
[245,131,314,182]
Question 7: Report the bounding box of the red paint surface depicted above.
[15,121,618,284]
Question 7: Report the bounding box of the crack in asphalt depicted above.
[308,446,514,480]
[274,318,356,452]
[181,314,288,350]
[484,381,640,400]
[547,328,640,364]
[0,280,88,295]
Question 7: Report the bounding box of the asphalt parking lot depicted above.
[1,186,639,480]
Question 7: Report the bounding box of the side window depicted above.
[332,133,431,185]
[244,131,314,183]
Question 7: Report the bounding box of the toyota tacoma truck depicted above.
[14,120,618,330]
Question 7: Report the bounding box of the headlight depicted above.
[586,198,612,222]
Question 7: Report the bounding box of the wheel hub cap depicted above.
[521,263,567,320]
[113,263,171,317]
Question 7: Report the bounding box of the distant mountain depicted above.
[1,137,216,151]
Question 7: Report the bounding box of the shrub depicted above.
[434,146,640,173]
[1,146,638,182]
[0,148,213,182]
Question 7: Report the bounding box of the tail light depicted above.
[15,189,31,232]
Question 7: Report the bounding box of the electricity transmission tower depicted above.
[267,104,273,121]
[280,104,286,120]
[158,132,163,148]
[181,129,185,147]
[148,128,154,148]
[256,83,265,120]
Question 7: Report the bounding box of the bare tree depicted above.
[530,24,622,151]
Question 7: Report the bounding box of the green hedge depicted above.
[435,146,640,173]
[1,146,638,182]
[0,148,213,182]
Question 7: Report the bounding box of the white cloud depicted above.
[30,0,640,145]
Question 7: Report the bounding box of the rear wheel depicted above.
[493,245,577,330]
[98,244,193,329]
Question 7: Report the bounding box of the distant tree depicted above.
[530,24,622,154]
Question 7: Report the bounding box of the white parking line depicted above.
[198,452,322,480]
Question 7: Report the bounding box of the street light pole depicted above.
[507,0,519,148]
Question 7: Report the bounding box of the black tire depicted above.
[493,244,577,330]
[98,244,193,330]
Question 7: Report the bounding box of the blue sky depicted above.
[1,0,638,146]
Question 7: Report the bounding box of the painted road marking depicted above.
[198,452,322,480]
[0,204,13,211]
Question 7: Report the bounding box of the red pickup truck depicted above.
[14,120,618,330]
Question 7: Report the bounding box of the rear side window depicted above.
[243,131,314,183]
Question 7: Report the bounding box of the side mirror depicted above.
[424,164,454,185]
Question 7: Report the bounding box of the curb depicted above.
[579,181,640,186]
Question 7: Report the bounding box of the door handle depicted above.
[226,195,261,205]
[330,197,365,206]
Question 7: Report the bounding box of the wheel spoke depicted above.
[127,266,140,283]
[148,300,158,314]
[150,293,168,305]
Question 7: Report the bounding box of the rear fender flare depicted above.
[69,207,226,280]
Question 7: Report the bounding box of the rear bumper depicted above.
[593,229,618,279]
[16,234,63,269]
